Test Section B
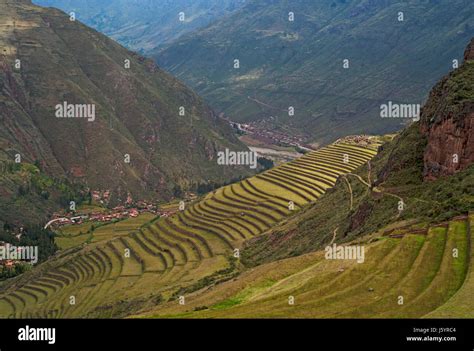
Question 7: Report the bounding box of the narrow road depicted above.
[44,218,69,229]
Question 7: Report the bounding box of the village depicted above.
[1,192,187,273]
[45,190,184,230]
[334,134,381,147]
[229,118,314,151]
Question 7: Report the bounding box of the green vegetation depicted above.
[211,279,276,310]
[155,0,473,145]
[0,263,32,282]
[425,216,474,318]
[0,225,57,280]
[240,124,473,266]
[0,141,377,318]
[143,216,472,318]
[0,0,472,321]
[54,213,157,250]
[0,0,253,207]
[0,160,88,233]
[445,61,474,107]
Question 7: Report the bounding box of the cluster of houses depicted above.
[335,135,376,146]
[50,208,143,227]
[91,190,111,204]
[48,201,180,229]
[230,118,312,150]
[45,187,196,231]
[86,207,140,223]
[156,209,177,218]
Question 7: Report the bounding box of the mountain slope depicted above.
[421,38,474,180]
[135,39,473,318]
[240,37,474,267]
[0,36,471,318]
[0,139,378,318]
[138,215,472,318]
[155,0,474,145]
[0,0,252,206]
[33,0,246,53]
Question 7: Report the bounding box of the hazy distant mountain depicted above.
[154,0,474,145]
[34,0,247,53]
[0,0,252,209]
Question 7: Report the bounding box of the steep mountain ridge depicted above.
[34,0,247,53]
[421,38,474,180]
[0,0,252,208]
[155,0,474,145]
[240,38,474,266]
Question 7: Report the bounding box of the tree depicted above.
[173,185,183,198]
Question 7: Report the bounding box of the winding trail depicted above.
[343,165,405,218]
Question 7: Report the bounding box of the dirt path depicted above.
[247,96,286,112]
[342,176,353,211]
[344,165,405,219]
[330,227,338,245]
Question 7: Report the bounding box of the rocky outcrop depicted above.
[420,38,474,180]
[346,201,373,235]
[464,38,474,61]
[421,114,473,180]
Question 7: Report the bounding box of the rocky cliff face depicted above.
[464,39,474,61]
[420,38,474,180]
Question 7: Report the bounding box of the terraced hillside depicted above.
[139,214,473,318]
[0,142,377,318]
